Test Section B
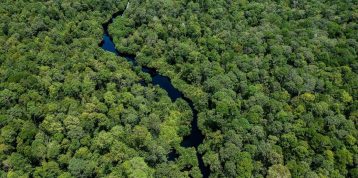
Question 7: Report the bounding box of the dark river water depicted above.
[100,11,209,178]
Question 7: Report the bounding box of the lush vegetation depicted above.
[1,0,357,178]
[111,0,357,177]
[0,0,202,177]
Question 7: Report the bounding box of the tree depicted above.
[34,161,62,178]
[120,157,154,178]
[267,164,291,178]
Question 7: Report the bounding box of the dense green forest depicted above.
[112,0,357,177]
[1,0,357,178]
[0,0,202,177]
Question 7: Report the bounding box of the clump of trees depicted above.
[110,0,357,177]
[0,0,202,177]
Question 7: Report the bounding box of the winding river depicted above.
[100,9,209,178]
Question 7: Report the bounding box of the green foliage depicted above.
[0,0,195,177]
[120,157,154,178]
[0,0,357,177]
[267,164,291,178]
[111,0,358,177]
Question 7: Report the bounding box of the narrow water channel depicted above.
[99,10,209,178]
